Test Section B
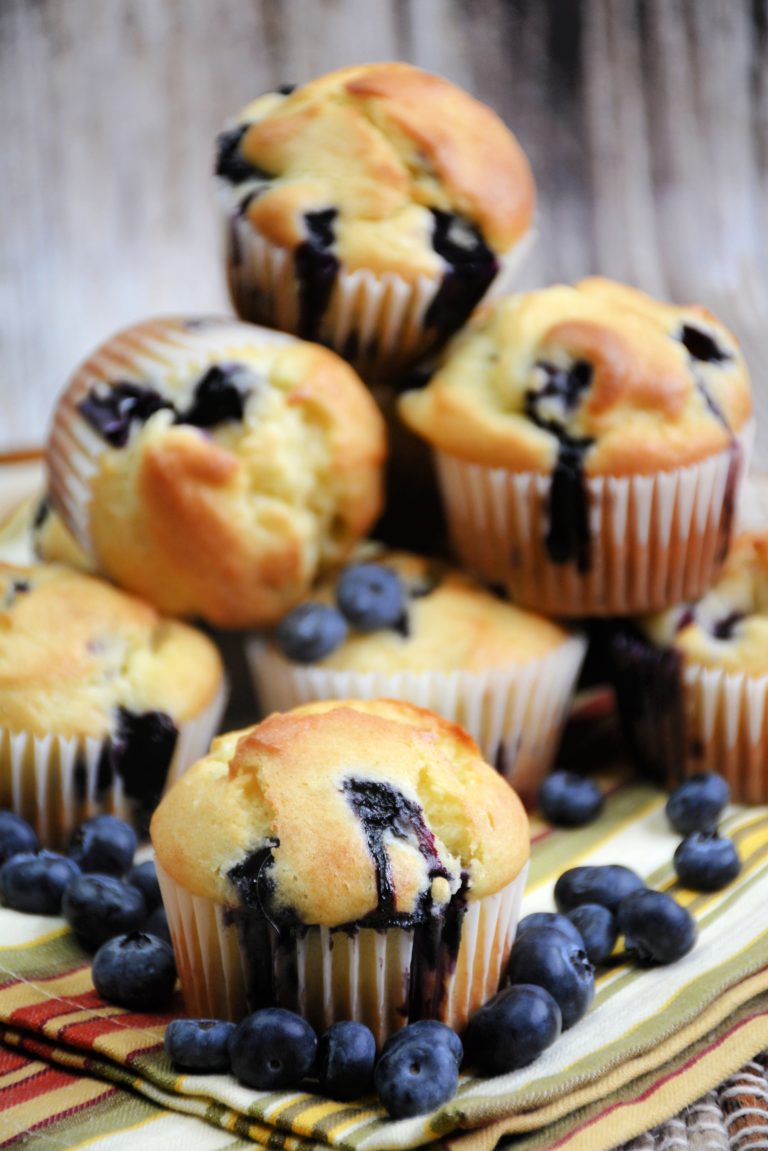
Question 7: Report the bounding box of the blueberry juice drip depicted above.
[227,841,290,1010]
[525,361,595,573]
[425,210,499,342]
[409,874,469,1022]
[294,209,340,341]
[97,708,178,833]
[609,625,685,785]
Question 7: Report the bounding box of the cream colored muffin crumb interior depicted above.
[151,698,529,926]
[0,562,224,738]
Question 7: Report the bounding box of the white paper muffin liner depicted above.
[225,212,533,379]
[0,680,227,848]
[246,635,586,805]
[156,859,527,1045]
[434,425,753,617]
[681,662,768,804]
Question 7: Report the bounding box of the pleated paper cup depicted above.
[246,635,586,806]
[0,681,227,848]
[681,664,768,804]
[434,427,752,617]
[156,859,527,1045]
[225,212,533,381]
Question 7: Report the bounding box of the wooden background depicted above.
[2,0,768,463]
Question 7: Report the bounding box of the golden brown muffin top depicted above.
[151,698,529,927]
[641,533,768,676]
[399,278,752,475]
[0,562,224,738]
[216,62,535,279]
[265,550,574,672]
[46,317,386,629]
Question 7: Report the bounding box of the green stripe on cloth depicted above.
[0,778,767,1151]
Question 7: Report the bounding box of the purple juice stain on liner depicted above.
[224,781,470,1023]
[425,210,499,340]
[294,209,340,342]
[524,360,595,573]
[609,624,686,786]
[95,709,178,831]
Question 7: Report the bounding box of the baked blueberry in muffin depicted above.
[216,63,535,378]
[399,278,753,615]
[151,699,530,1040]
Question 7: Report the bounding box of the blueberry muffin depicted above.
[0,562,226,845]
[46,316,386,628]
[399,278,753,616]
[217,62,535,379]
[247,551,586,804]
[151,698,529,1041]
[612,532,768,803]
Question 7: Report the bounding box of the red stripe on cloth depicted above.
[0,1083,119,1150]
[547,1007,768,1151]
[0,1063,77,1102]
[59,1009,173,1049]
[0,1048,28,1075]
[9,989,103,1030]
[0,960,90,995]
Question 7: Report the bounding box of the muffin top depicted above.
[266,550,574,672]
[151,698,529,928]
[0,562,224,738]
[216,62,534,281]
[640,533,768,676]
[399,278,752,475]
[46,316,386,628]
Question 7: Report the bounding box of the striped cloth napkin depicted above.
[2,774,768,1151]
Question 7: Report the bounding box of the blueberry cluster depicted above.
[0,810,176,1009]
[666,773,741,891]
[275,563,412,663]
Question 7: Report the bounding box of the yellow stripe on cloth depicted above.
[0,778,767,1151]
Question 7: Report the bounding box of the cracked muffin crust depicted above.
[217,62,535,374]
[46,316,386,628]
[399,279,752,615]
[152,699,529,1036]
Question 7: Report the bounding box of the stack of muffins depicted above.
[2,62,764,1043]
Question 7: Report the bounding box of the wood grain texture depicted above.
[1,0,767,463]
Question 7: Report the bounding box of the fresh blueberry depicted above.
[164,1018,236,1073]
[274,603,348,663]
[463,985,562,1075]
[618,890,697,965]
[379,1020,463,1068]
[0,811,39,865]
[505,925,595,1029]
[374,1036,459,1119]
[554,865,645,914]
[316,1020,376,1101]
[62,873,147,950]
[336,564,406,632]
[517,911,585,950]
[674,831,741,891]
[228,1008,317,1090]
[127,860,162,911]
[665,773,730,835]
[91,931,176,1009]
[566,904,618,965]
[68,815,137,877]
[145,905,172,945]
[538,772,603,827]
[0,852,81,915]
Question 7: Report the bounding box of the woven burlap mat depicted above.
[614,1051,768,1150]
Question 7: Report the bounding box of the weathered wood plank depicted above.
[1,0,767,464]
